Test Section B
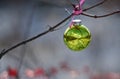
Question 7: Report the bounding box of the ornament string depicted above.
[70,0,85,27]
[73,0,85,15]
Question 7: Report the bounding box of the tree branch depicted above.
[83,0,107,11]
[0,14,73,59]
[0,0,120,60]
[81,10,120,18]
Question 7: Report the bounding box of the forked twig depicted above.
[83,0,107,11]
[82,10,120,18]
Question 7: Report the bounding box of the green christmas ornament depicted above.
[64,19,91,51]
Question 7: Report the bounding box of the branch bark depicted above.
[0,14,73,59]
[83,0,107,11]
[82,10,120,18]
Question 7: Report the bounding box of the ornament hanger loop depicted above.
[73,0,85,15]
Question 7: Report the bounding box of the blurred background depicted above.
[0,0,120,79]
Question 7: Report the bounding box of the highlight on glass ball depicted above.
[63,19,91,51]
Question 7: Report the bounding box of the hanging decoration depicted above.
[63,0,91,51]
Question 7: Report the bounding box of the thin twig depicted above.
[76,0,80,3]
[0,14,73,59]
[66,0,75,8]
[65,8,71,15]
[83,0,107,11]
[81,10,120,18]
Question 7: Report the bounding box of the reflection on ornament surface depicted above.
[64,23,91,51]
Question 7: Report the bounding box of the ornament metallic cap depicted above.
[72,19,81,23]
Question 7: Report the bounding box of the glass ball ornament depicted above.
[63,19,91,51]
